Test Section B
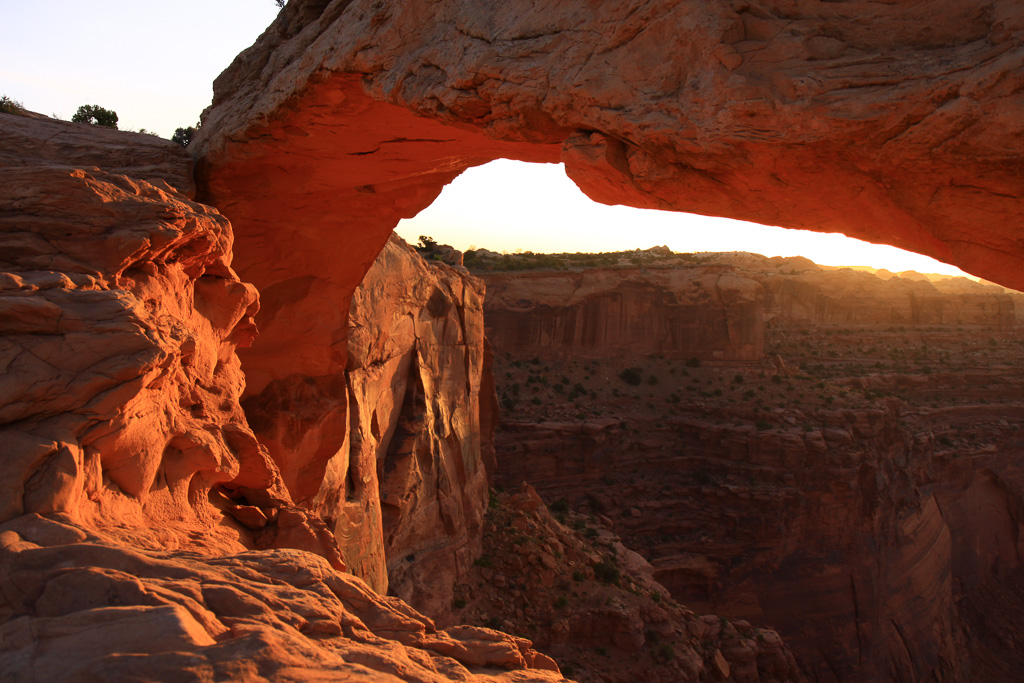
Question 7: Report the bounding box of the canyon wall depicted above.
[480,254,1015,366]
[481,266,764,362]
[485,258,1024,681]
[331,234,494,612]
[0,113,558,681]
[189,1,1024,543]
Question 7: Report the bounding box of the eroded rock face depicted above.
[484,260,1024,681]
[192,1,1024,530]
[0,115,275,552]
[197,0,1024,291]
[482,266,764,362]
[0,514,562,682]
[306,234,493,606]
[0,114,557,681]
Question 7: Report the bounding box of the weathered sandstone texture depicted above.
[0,115,289,554]
[196,0,1024,290]
[191,1,1024,498]
[321,233,493,608]
[191,2,1024,557]
[485,262,1024,681]
[481,266,764,362]
[479,252,1015,363]
[0,114,557,681]
[0,514,561,681]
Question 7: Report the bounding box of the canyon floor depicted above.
[462,248,1024,681]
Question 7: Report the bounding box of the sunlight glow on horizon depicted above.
[0,7,982,281]
[397,160,976,279]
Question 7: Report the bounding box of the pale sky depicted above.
[3,3,972,277]
[397,160,974,277]
[0,1,280,136]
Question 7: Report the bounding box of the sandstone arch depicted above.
[193,0,1024,549]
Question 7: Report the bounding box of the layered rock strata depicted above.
[449,485,802,683]
[191,2,1024,545]
[325,233,493,608]
[479,253,1015,363]
[0,113,556,681]
[481,266,764,362]
[0,513,561,681]
[0,115,289,554]
[488,285,1024,681]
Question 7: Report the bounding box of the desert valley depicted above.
[4,0,1024,681]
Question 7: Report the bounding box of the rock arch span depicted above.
[193,0,1024,539]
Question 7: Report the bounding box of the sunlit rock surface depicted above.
[0,113,557,682]
[0,115,275,552]
[192,2,1024,549]
[0,514,562,682]
[194,1,1024,445]
[317,234,493,607]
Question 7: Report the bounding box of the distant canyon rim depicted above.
[3,0,1024,681]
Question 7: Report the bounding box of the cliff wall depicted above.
[479,255,1015,369]
[0,113,557,681]
[487,270,1024,680]
[333,234,494,613]
[481,267,764,362]
[189,0,1024,549]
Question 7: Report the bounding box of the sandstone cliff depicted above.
[334,234,494,613]
[0,113,558,681]
[478,252,1015,367]
[484,260,1024,681]
[481,266,764,362]
[188,2,1024,565]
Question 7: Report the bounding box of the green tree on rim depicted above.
[72,104,118,129]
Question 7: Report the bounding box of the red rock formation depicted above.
[0,513,561,681]
[191,1,1024,549]
[745,258,1018,329]
[0,115,277,552]
[481,266,764,362]
[486,276,1024,680]
[321,234,493,608]
[196,0,1024,289]
[448,486,802,683]
[0,114,557,682]
[479,253,1015,367]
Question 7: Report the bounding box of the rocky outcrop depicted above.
[0,513,562,682]
[316,234,493,610]
[494,398,962,681]
[195,0,1024,289]
[481,266,764,362]
[0,114,556,681]
[479,254,1015,367]
[449,485,802,683]
[189,1,1024,544]
[486,280,1024,680]
[0,114,282,553]
[746,259,1017,329]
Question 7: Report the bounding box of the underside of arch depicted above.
[192,0,1024,509]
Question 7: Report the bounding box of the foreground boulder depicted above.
[0,514,561,681]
